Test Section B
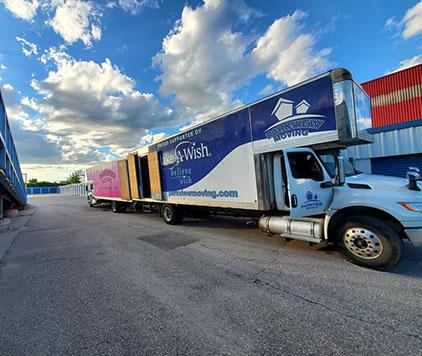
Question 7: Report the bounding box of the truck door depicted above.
[127,153,141,199]
[148,151,162,200]
[283,148,333,218]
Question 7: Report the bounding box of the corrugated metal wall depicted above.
[59,183,88,196]
[344,120,422,176]
[27,187,60,195]
[361,64,422,127]
[371,154,422,178]
[346,121,422,160]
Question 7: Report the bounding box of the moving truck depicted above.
[86,68,422,270]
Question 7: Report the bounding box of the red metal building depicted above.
[361,64,422,127]
[346,64,422,178]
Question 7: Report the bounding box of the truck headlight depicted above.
[399,202,422,212]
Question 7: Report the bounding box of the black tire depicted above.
[87,194,95,207]
[161,204,184,225]
[111,201,120,213]
[335,215,403,270]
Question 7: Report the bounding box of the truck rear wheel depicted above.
[161,204,184,225]
[336,215,403,270]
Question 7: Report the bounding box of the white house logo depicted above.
[265,98,325,142]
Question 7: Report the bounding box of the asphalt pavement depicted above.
[0,195,421,356]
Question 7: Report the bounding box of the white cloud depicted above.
[106,1,117,9]
[118,0,159,15]
[40,45,71,66]
[153,0,262,117]
[16,36,38,57]
[401,1,422,39]
[2,48,177,172]
[385,17,396,28]
[46,0,102,47]
[21,96,40,111]
[0,0,39,20]
[139,130,168,147]
[258,84,274,96]
[30,78,41,91]
[1,83,44,132]
[31,49,176,163]
[91,24,101,41]
[252,11,331,86]
[1,64,7,70]
[153,0,331,125]
[386,54,422,74]
[388,1,422,41]
[3,1,104,48]
[21,163,89,182]
[2,83,13,91]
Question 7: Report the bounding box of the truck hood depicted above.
[346,173,422,198]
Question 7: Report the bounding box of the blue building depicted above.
[0,89,27,216]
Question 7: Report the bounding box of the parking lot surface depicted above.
[0,195,421,355]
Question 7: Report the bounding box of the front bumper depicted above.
[405,228,422,248]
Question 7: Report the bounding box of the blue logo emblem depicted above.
[301,191,323,210]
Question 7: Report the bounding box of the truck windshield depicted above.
[318,152,360,177]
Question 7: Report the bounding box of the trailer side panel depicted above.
[251,74,338,153]
[86,161,122,199]
[149,108,258,209]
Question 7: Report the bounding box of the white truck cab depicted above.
[259,143,422,270]
[259,69,422,270]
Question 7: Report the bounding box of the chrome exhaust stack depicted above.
[259,216,324,243]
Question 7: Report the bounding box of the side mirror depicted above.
[336,156,345,185]
[407,167,421,191]
[320,181,334,188]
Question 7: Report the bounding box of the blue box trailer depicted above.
[131,69,371,210]
[87,68,422,270]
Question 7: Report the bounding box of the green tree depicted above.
[27,178,59,187]
[66,169,83,184]
[28,178,38,185]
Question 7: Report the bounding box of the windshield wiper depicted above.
[346,170,363,176]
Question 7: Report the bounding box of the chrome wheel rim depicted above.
[343,227,383,259]
[163,207,172,222]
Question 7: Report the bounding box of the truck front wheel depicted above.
[111,201,120,213]
[161,204,184,225]
[336,215,403,270]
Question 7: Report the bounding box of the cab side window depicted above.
[287,152,324,181]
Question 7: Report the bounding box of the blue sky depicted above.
[0,0,421,181]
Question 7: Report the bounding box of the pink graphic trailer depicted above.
[86,161,122,199]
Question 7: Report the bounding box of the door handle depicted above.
[291,194,298,208]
